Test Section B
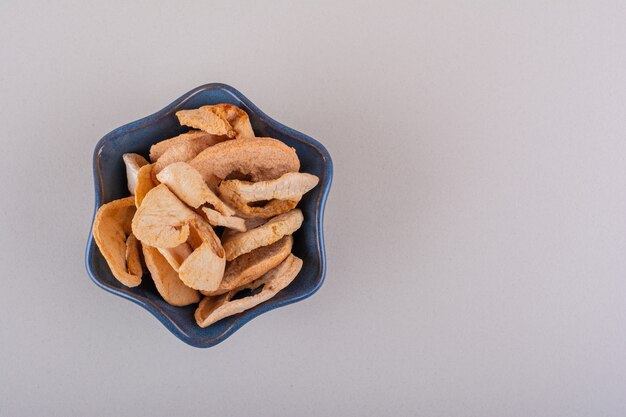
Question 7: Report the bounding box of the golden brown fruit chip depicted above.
[201,206,246,232]
[176,104,254,139]
[122,153,148,195]
[189,137,300,184]
[179,244,224,292]
[152,134,222,179]
[221,208,304,261]
[92,197,142,288]
[125,233,143,277]
[219,172,319,203]
[195,254,302,328]
[157,242,192,272]
[219,190,298,219]
[142,245,200,307]
[156,162,233,215]
[178,215,226,291]
[201,235,293,296]
[131,184,195,248]
[150,130,220,162]
[134,163,157,208]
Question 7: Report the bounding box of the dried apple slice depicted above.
[218,191,298,219]
[134,163,157,207]
[156,162,233,215]
[131,184,195,248]
[150,130,220,163]
[176,104,254,139]
[201,235,292,296]
[221,209,303,261]
[152,133,223,180]
[122,153,148,195]
[177,215,226,292]
[195,254,302,328]
[142,245,200,306]
[92,196,142,287]
[220,172,319,203]
[216,172,317,219]
[189,137,300,184]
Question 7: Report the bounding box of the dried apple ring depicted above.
[134,163,157,208]
[189,137,300,185]
[156,162,233,215]
[218,187,298,219]
[150,130,220,163]
[195,254,302,328]
[142,244,200,306]
[221,208,303,261]
[201,235,292,297]
[92,196,142,287]
[122,153,148,195]
[152,133,222,180]
[131,184,195,248]
[176,104,254,139]
[220,172,319,203]
[177,215,226,292]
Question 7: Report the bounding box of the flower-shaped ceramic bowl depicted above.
[85,83,332,348]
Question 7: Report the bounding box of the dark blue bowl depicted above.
[85,83,332,348]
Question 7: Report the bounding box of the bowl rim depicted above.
[85,83,333,348]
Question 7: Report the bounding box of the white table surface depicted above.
[2,2,625,416]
